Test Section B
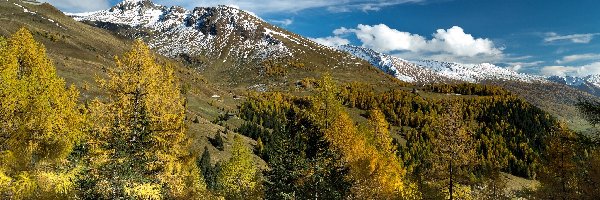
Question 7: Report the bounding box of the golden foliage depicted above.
[0,28,83,199]
[124,183,163,200]
[315,74,416,199]
[217,136,262,199]
[87,40,208,198]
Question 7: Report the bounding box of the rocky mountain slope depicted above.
[337,45,452,84]
[69,0,398,89]
[547,75,600,97]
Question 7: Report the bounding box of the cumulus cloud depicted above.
[541,62,600,77]
[544,32,600,44]
[334,24,428,52]
[270,18,293,27]
[320,24,504,63]
[310,36,350,47]
[40,0,111,12]
[556,53,600,64]
[156,0,422,14]
[504,61,544,72]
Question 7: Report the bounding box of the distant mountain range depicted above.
[337,45,600,97]
[547,75,600,96]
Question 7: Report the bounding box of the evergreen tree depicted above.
[212,131,225,151]
[576,100,600,126]
[198,146,217,189]
[0,28,84,199]
[86,40,208,199]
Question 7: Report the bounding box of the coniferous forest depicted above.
[2,28,600,200]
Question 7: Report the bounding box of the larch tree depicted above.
[582,149,600,198]
[426,104,477,200]
[314,75,416,199]
[216,135,262,199]
[536,124,580,200]
[86,40,207,199]
[0,28,84,199]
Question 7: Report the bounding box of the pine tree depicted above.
[0,28,84,199]
[212,131,225,151]
[216,135,262,199]
[86,40,208,199]
[198,146,217,189]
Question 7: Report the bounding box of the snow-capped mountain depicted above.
[337,45,452,83]
[338,45,546,84]
[69,0,389,88]
[411,60,546,83]
[70,0,296,61]
[547,75,600,96]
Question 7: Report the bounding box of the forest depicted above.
[1,28,600,199]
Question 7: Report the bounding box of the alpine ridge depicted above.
[71,1,292,60]
[69,0,395,89]
[338,44,546,84]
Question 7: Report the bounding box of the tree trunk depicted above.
[449,160,453,200]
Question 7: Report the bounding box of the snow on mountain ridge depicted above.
[411,60,546,83]
[338,45,545,84]
[70,0,293,60]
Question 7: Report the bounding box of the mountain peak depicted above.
[119,0,152,4]
[112,0,160,12]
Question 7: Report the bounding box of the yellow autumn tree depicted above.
[0,28,84,199]
[216,135,262,199]
[314,75,417,199]
[86,40,208,199]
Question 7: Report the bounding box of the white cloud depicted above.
[335,24,428,53]
[40,0,111,12]
[309,36,350,47]
[541,62,600,77]
[429,26,503,57]
[270,18,293,27]
[156,0,422,14]
[506,65,522,72]
[544,32,600,44]
[556,53,600,64]
[327,24,504,63]
[505,61,544,72]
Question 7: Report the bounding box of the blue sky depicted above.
[47,0,600,77]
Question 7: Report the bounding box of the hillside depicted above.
[0,0,266,171]
[70,0,401,90]
[338,44,600,132]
